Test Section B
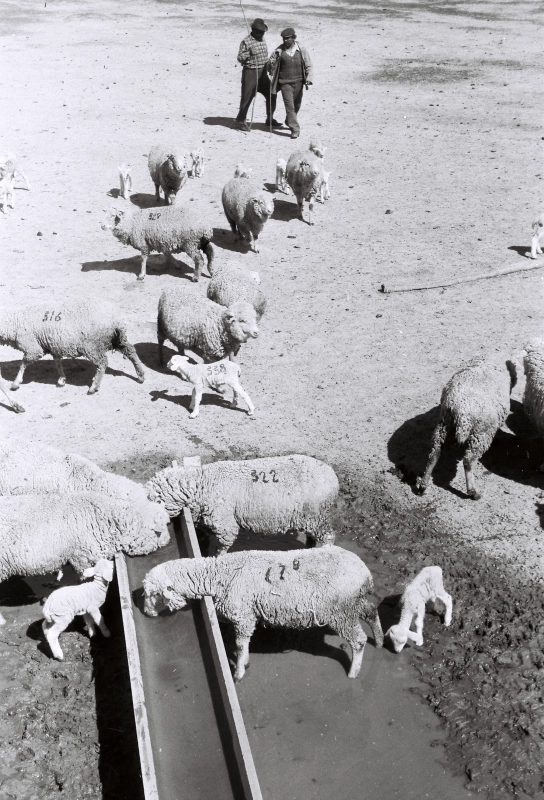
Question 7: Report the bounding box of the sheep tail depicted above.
[111,327,146,383]
[201,239,214,273]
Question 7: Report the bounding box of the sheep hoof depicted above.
[247,412,256,420]
[10,383,21,391]
[415,477,427,494]
[468,490,481,500]
[57,379,66,388]
[188,412,199,419]
[190,275,199,283]
[12,403,25,414]
[87,386,98,395]
[137,275,145,281]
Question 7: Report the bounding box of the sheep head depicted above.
[168,355,192,381]
[234,164,252,178]
[145,465,202,517]
[250,194,274,222]
[143,563,189,616]
[101,204,131,231]
[224,301,259,342]
[83,559,115,582]
[385,624,408,653]
[117,501,170,556]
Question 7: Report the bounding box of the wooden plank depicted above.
[115,552,160,800]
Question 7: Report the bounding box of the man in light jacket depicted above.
[268,27,314,139]
[235,18,282,132]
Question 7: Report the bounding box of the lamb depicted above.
[308,138,327,159]
[167,354,255,418]
[317,170,332,204]
[118,164,132,200]
[285,149,326,225]
[0,370,24,413]
[207,260,267,321]
[529,212,544,259]
[148,144,188,205]
[190,149,204,178]
[42,559,114,660]
[275,158,288,194]
[145,454,339,553]
[234,164,252,179]
[221,177,274,253]
[416,355,517,500]
[0,151,30,192]
[521,340,544,471]
[0,299,145,394]
[385,566,452,653]
[102,204,214,281]
[0,165,14,213]
[157,285,259,366]
[0,442,148,504]
[143,546,383,681]
[0,492,170,624]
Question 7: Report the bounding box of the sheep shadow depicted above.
[129,192,162,210]
[272,197,300,222]
[213,226,255,254]
[479,400,544,488]
[81,254,199,281]
[150,388,250,416]
[507,245,532,258]
[134,341,163,373]
[0,355,143,390]
[203,116,239,129]
[106,188,121,199]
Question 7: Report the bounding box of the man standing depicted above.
[268,27,314,140]
[235,18,282,132]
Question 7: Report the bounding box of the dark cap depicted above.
[251,18,268,32]
[281,27,296,38]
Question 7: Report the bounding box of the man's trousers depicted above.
[236,66,276,122]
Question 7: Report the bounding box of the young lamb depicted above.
[146,454,339,553]
[144,546,383,681]
[522,340,544,471]
[385,566,452,653]
[529,212,544,259]
[167,354,255,418]
[0,152,30,192]
[317,170,332,203]
[0,370,24,413]
[308,139,327,159]
[285,150,326,225]
[0,166,14,213]
[102,204,214,282]
[0,442,148,504]
[0,299,145,394]
[0,492,170,624]
[416,354,517,500]
[42,559,114,660]
[190,149,204,178]
[157,285,259,366]
[207,261,267,321]
[118,164,132,200]
[275,158,289,194]
[148,144,188,205]
[221,177,274,253]
[234,164,252,179]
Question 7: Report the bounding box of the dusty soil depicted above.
[1,0,544,797]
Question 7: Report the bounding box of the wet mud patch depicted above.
[367,58,476,83]
[334,472,544,798]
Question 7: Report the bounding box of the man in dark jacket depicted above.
[268,27,314,139]
[235,18,282,132]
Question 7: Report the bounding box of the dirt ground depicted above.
[1,0,544,797]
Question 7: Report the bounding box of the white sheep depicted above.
[0,299,145,394]
[0,151,30,192]
[275,158,289,194]
[0,369,24,413]
[167,354,255,418]
[529,212,544,259]
[143,545,383,681]
[102,204,214,282]
[385,566,452,653]
[522,339,544,471]
[118,164,132,200]
[146,454,339,553]
[285,149,326,225]
[157,285,259,366]
[221,177,274,253]
[148,144,188,205]
[308,138,327,159]
[190,149,204,178]
[234,164,252,179]
[42,559,114,660]
[0,442,148,503]
[207,260,267,321]
[0,492,170,624]
[416,354,517,499]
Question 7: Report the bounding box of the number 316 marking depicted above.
[42,311,62,321]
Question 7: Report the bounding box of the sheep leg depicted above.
[154,181,161,202]
[213,519,241,555]
[83,612,98,637]
[43,618,70,660]
[137,253,148,281]
[530,234,543,259]
[463,452,481,500]
[437,591,453,626]
[296,196,305,222]
[189,388,203,418]
[247,231,259,254]
[88,607,111,638]
[233,621,256,682]
[191,252,204,283]
[413,609,425,646]
[416,421,448,493]
[359,598,384,648]
[230,381,255,417]
[338,622,367,679]
[115,334,146,384]
[54,358,66,387]
[88,355,108,394]
[11,354,40,390]
[307,196,315,226]
[0,371,24,413]
[225,212,237,235]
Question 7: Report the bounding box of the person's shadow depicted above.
[203,117,240,130]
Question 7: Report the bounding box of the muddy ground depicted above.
[1,0,544,797]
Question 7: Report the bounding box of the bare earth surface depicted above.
[1,0,544,797]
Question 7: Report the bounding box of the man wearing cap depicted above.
[268,27,314,139]
[235,18,282,132]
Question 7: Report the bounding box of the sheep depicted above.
[0,299,145,394]
[102,204,214,282]
[145,454,339,553]
[234,164,252,179]
[0,151,30,191]
[148,144,188,205]
[0,442,148,503]
[42,559,114,660]
[0,370,24,413]
[190,149,204,178]
[385,566,452,653]
[308,138,327,159]
[221,177,274,253]
[0,492,170,624]
[207,261,267,321]
[118,164,132,200]
[0,166,14,213]
[529,212,544,259]
[143,545,383,681]
[521,339,544,471]
[275,158,289,194]
[157,285,259,366]
[285,149,326,225]
[416,355,517,500]
[167,354,255,418]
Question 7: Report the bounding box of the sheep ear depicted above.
[405,630,420,643]
[82,567,95,579]
[102,561,115,581]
